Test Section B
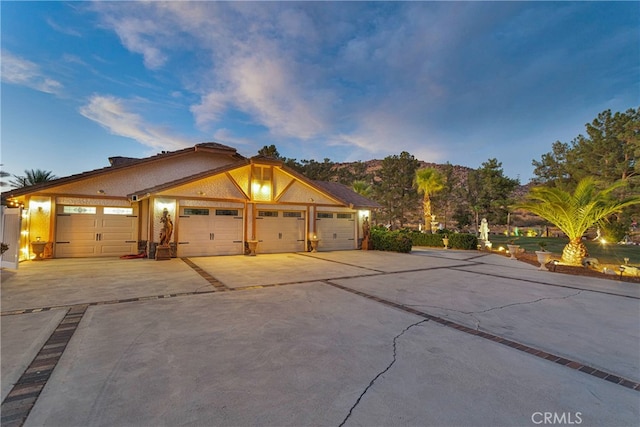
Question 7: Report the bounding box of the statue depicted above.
[479,218,489,241]
[159,208,173,246]
[362,216,371,250]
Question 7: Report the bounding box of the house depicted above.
[3,143,380,261]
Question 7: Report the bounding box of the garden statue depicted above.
[159,208,173,245]
[156,208,173,260]
[479,218,490,241]
[362,216,372,250]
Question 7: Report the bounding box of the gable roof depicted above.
[312,180,381,209]
[3,143,380,210]
[3,142,244,199]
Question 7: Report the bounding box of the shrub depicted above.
[449,233,478,250]
[601,222,627,243]
[410,231,443,247]
[371,227,413,253]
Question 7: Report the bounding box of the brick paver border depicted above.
[323,279,640,392]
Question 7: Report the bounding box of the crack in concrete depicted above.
[405,290,583,330]
[338,319,428,427]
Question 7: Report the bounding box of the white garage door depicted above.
[178,207,244,257]
[316,212,355,251]
[256,210,306,253]
[56,205,138,257]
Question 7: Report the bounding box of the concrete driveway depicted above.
[1,249,639,426]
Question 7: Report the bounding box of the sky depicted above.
[1,1,638,185]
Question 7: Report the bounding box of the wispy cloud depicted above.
[88,1,638,174]
[46,17,82,37]
[1,51,63,95]
[79,95,191,151]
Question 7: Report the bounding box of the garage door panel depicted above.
[101,231,136,241]
[101,217,136,228]
[178,208,244,257]
[99,243,140,255]
[55,206,137,258]
[256,212,305,254]
[55,244,97,257]
[316,213,355,251]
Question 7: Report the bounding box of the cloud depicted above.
[79,95,191,151]
[88,1,638,176]
[1,51,63,95]
[46,17,82,37]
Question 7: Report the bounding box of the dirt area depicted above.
[512,251,640,284]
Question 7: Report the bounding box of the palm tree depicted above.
[10,169,57,188]
[513,177,640,266]
[414,167,444,233]
[352,180,373,198]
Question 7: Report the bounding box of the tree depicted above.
[10,169,58,188]
[298,158,335,181]
[414,167,444,233]
[470,158,519,225]
[257,144,281,158]
[352,180,373,198]
[431,163,459,230]
[0,165,9,188]
[532,107,639,190]
[513,178,640,266]
[374,152,420,229]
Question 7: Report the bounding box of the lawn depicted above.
[488,234,640,266]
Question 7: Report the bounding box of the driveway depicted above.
[1,249,639,426]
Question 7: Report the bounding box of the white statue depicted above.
[479,218,489,241]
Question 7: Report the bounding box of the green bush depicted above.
[601,222,627,243]
[410,231,478,250]
[449,233,478,250]
[410,231,443,247]
[371,227,413,253]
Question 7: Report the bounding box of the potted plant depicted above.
[535,241,552,271]
[506,239,520,260]
[442,234,449,249]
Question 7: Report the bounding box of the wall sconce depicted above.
[97,189,106,194]
[197,191,206,196]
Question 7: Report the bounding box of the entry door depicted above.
[178,207,243,257]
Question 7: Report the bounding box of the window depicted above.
[283,211,302,218]
[317,212,333,219]
[216,209,239,216]
[63,206,96,214]
[337,213,353,219]
[104,207,134,215]
[258,211,278,217]
[184,208,209,216]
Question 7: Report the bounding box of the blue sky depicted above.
[2,1,638,184]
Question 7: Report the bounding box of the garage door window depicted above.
[337,213,353,219]
[216,209,239,216]
[283,212,302,218]
[63,206,96,214]
[317,213,333,219]
[258,211,278,217]
[104,207,133,215]
[184,208,209,216]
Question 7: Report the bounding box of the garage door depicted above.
[56,205,138,257]
[316,212,355,251]
[178,207,243,257]
[256,210,305,253]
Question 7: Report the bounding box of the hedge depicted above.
[411,231,478,250]
[371,227,413,253]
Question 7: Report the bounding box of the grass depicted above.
[489,234,640,266]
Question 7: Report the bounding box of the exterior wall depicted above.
[36,152,237,198]
[6,152,376,259]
